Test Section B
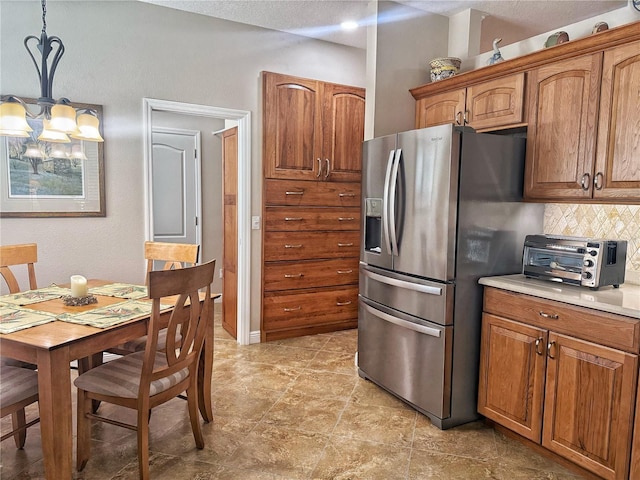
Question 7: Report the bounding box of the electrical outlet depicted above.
[219,268,223,279]
[252,215,261,230]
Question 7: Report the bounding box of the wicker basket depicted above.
[429,57,462,82]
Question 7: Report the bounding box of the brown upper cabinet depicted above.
[262,71,365,182]
[415,73,526,132]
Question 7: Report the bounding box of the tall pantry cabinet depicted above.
[261,71,365,341]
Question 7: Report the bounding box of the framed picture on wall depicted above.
[0,99,105,217]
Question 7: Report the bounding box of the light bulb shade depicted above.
[71,112,103,142]
[70,144,87,160]
[24,143,45,158]
[0,101,33,137]
[49,103,78,134]
[39,119,71,143]
[49,145,69,159]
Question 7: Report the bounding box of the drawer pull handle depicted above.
[535,338,544,356]
[285,191,304,196]
[284,217,303,221]
[338,243,354,247]
[539,311,559,320]
[337,269,353,274]
[283,306,302,312]
[284,274,304,278]
[338,217,355,221]
[339,193,357,197]
[316,158,322,178]
[547,341,557,359]
[336,301,352,306]
[285,244,303,248]
[580,173,590,191]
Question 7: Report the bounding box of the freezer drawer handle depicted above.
[285,191,305,196]
[283,306,302,312]
[364,269,442,296]
[284,274,304,278]
[362,302,441,338]
[284,217,303,221]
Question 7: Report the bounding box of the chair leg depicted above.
[137,406,151,480]
[186,383,204,449]
[76,389,91,471]
[11,409,27,449]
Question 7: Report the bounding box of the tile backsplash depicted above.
[544,204,640,285]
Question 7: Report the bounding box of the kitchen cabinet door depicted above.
[524,54,602,201]
[542,332,637,480]
[322,82,365,182]
[263,72,323,180]
[466,73,526,131]
[593,41,640,202]
[477,313,547,442]
[415,89,466,128]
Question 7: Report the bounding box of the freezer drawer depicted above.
[358,296,451,419]
[359,264,453,325]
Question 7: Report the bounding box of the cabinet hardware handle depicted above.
[338,243,354,247]
[338,217,355,221]
[284,244,303,248]
[580,173,590,191]
[284,274,304,278]
[547,341,557,359]
[539,311,559,320]
[337,269,353,274]
[594,172,604,190]
[456,111,462,125]
[316,158,322,178]
[285,191,304,196]
[464,110,469,125]
[284,217,303,221]
[324,159,330,179]
[283,306,302,312]
[336,301,352,306]
[339,193,357,197]
[535,338,544,356]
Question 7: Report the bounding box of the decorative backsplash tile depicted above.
[544,204,640,285]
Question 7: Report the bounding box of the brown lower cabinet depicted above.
[478,287,639,480]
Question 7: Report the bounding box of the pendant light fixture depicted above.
[0,0,103,142]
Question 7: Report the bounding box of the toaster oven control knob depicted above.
[584,259,594,267]
[589,250,598,256]
[583,272,593,280]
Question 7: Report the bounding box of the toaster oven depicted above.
[523,234,627,290]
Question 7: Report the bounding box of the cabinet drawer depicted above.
[264,231,360,261]
[264,258,359,291]
[265,207,360,231]
[263,286,358,330]
[265,179,360,207]
[484,287,640,353]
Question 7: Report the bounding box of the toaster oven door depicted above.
[523,247,584,285]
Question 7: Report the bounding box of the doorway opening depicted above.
[143,98,252,345]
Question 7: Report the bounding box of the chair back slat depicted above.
[143,260,215,387]
[0,244,38,293]
[144,241,199,285]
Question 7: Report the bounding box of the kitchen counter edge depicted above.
[478,274,640,319]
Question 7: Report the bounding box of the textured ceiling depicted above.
[139,0,628,49]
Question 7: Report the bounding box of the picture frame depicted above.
[0,99,105,217]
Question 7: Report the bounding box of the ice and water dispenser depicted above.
[364,198,383,253]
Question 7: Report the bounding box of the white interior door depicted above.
[151,129,201,248]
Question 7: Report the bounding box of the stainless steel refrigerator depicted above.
[358,124,543,429]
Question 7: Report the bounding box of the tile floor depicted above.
[1,305,586,479]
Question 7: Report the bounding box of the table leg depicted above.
[197,309,214,422]
[37,347,73,480]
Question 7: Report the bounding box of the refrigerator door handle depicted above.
[388,148,402,256]
[382,149,396,255]
[362,302,441,338]
[363,269,443,295]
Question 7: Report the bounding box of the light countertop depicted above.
[479,274,640,319]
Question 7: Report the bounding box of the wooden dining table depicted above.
[0,280,218,480]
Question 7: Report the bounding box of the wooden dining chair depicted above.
[0,244,38,369]
[0,366,40,448]
[74,260,215,480]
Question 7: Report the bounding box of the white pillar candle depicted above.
[70,275,88,298]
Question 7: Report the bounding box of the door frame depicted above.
[143,98,252,345]
[150,127,202,249]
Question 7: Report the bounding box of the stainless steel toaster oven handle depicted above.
[362,302,441,338]
[364,269,442,296]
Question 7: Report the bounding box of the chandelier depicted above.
[0,0,103,143]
